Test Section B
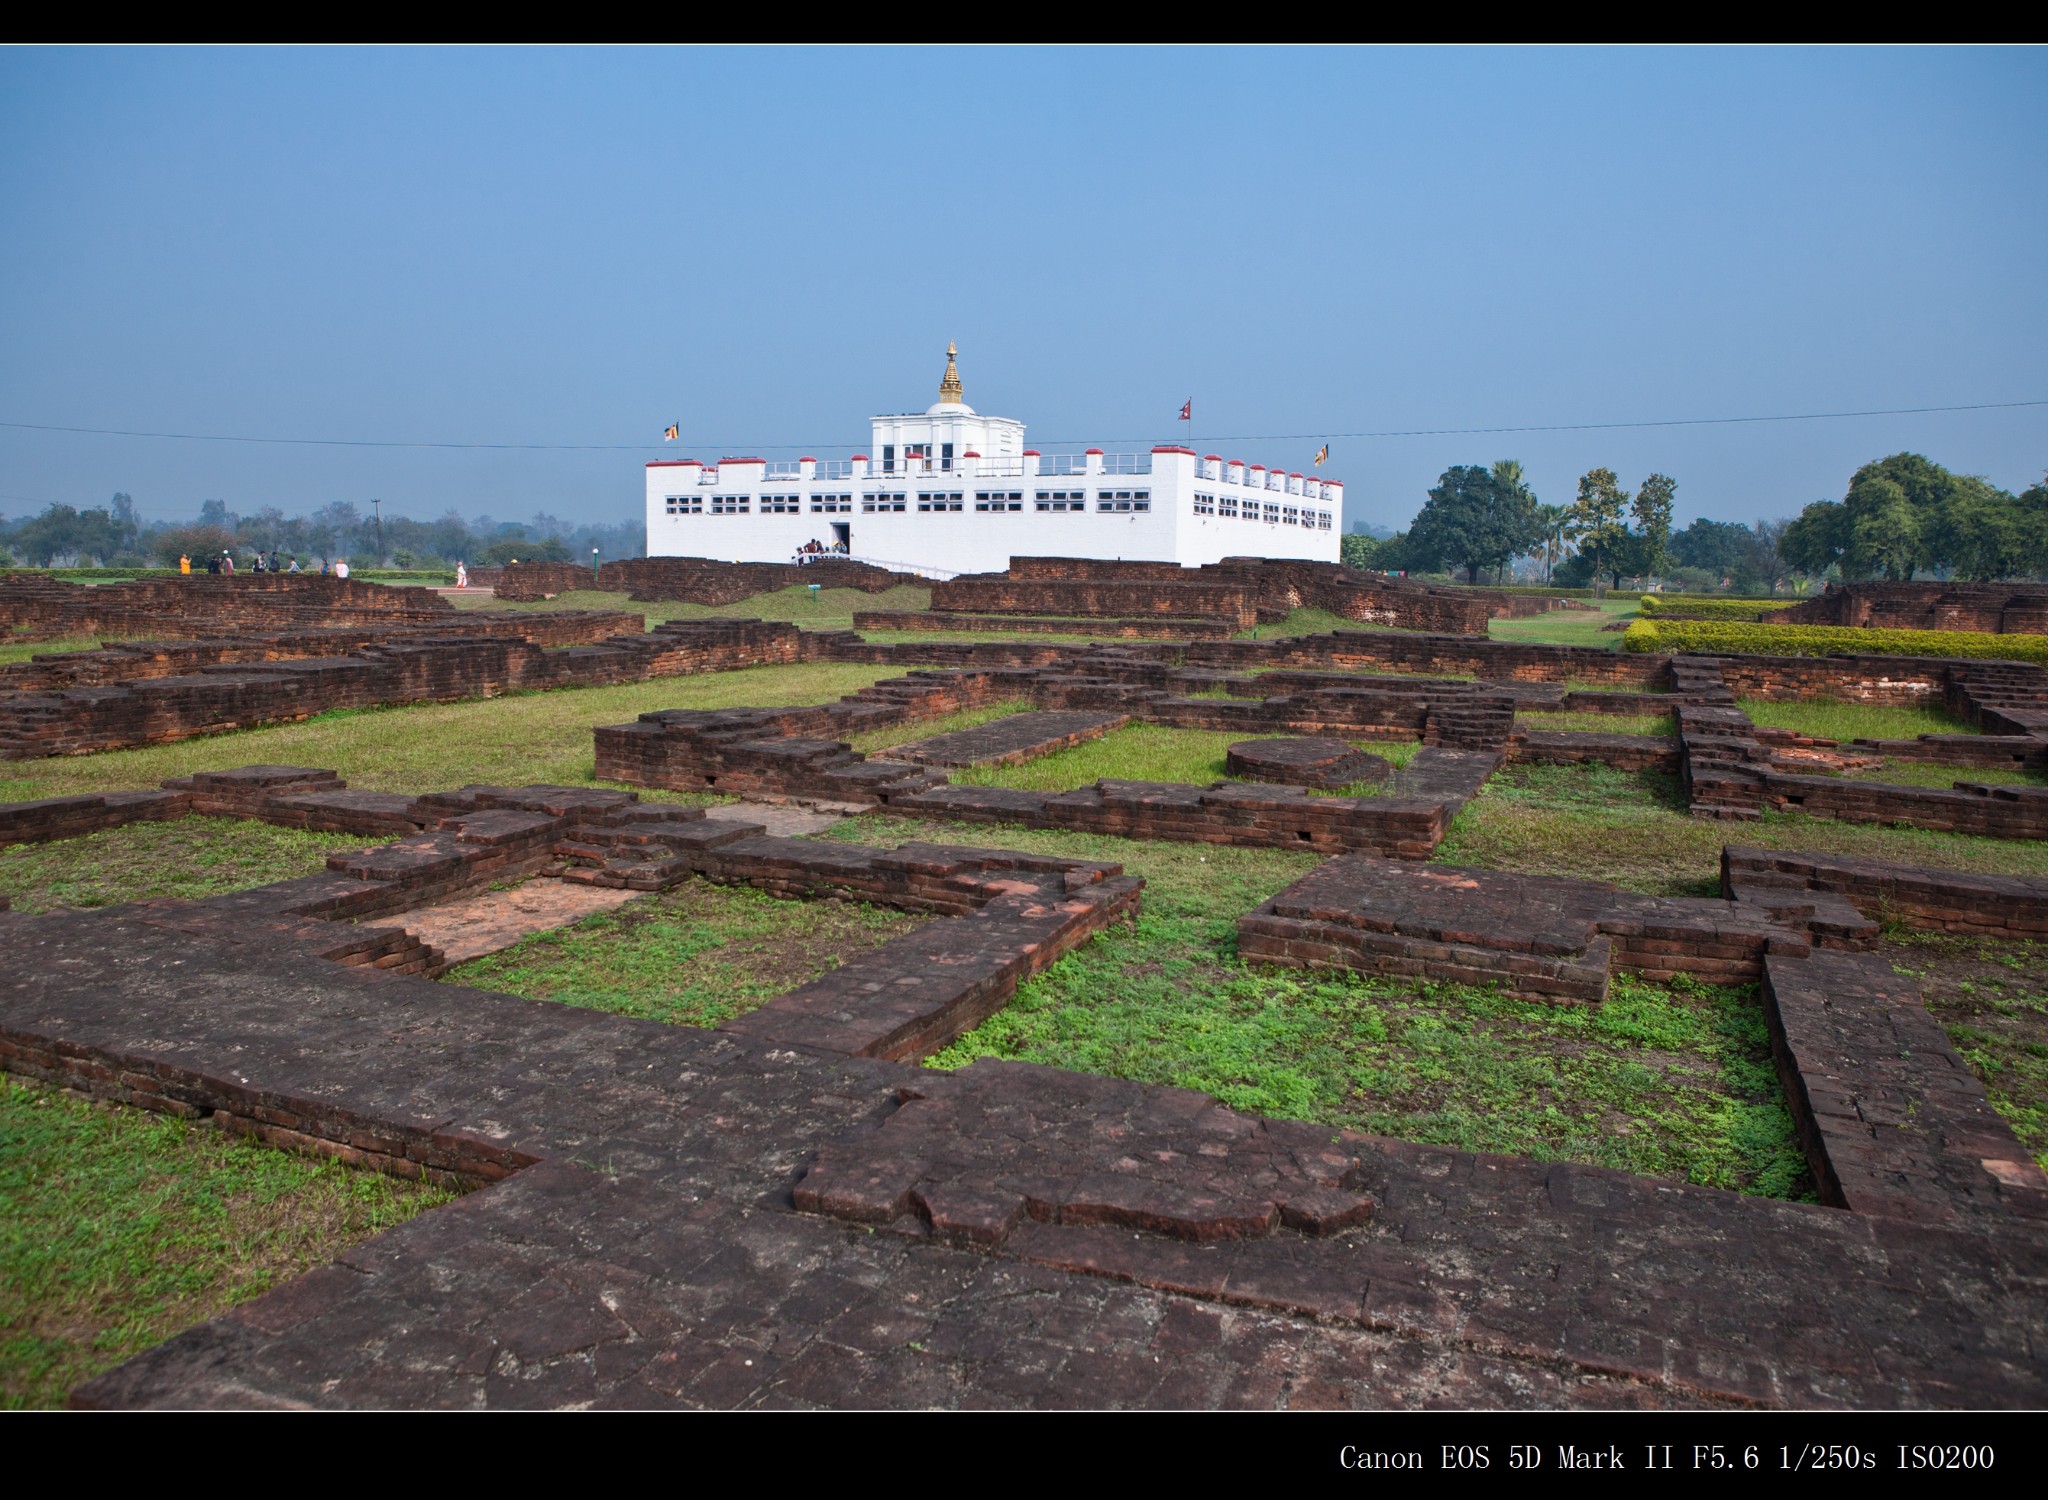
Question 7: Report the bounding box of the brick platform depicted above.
[0,572,590,643]
[0,618,811,760]
[851,610,1238,640]
[551,556,922,606]
[1761,950,2048,1224]
[882,710,1128,767]
[1237,857,1871,1003]
[1723,845,2048,939]
[1224,737,1389,789]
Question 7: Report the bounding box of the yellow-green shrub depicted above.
[1637,594,1785,621]
[1622,617,2048,664]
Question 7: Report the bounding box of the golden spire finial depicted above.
[938,341,963,405]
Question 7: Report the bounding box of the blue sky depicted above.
[1,46,2042,536]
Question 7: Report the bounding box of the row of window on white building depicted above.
[664,490,1332,528]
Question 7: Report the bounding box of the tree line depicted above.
[0,497,647,572]
[1341,452,2046,593]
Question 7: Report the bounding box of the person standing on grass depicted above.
[221,551,234,575]
[178,553,190,575]
[455,560,468,589]
[334,558,349,579]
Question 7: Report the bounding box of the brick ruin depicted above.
[0,572,482,641]
[1674,654,2048,836]
[854,555,1575,637]
[3,585,2048,1407]
[496,555,926,604]
[1,757,2044,1407]
[1765,580,2048,634]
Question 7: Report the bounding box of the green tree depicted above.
[2019,474,2048,578]
[1778,500,1849,581]
[1567,467,1631,592]
[1844,476,1921,581]
[1628,472,1676,581]
[1406,464,1540,585]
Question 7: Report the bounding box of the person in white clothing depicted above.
[334,559,350,579]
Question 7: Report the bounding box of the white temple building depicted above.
[644,346,1342,576]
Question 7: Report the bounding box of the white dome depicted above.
[926,401,976,416]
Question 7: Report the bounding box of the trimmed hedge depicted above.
[1623,616,2048,665]
[1638,594,1785,621]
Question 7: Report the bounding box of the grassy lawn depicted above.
[950,724,1421,793]
[1439,761,2048,896]
[0,818,379,913]
[1516,710,1677,737]
[451,584,932,633]
[856,630,1111,646]
[1891,933,2048,1172]
[1239,607,1391,640]
[823,814,1806,1197]
[1487,598,1637,650]
[1,1075,453,1408]
[0,662,894,803]
[448,882,919,1027]
[1741,698,1976,740]
[0,636,113,665]
[1838,761,2048,790]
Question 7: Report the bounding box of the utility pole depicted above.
[371,498,384,563]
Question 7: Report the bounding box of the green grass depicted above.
[1237,607,1387,640]
[452,583,933,634]
[0,1075,454,1408]
[449,881,919,1027]
[1740,697,1976,741]
[1516,711,1677,737]
[1564,676,1668,694]
[0,818,379,913]
[1487,599,1637,650]
[950,724,1419,793]
[846,700,1037,757]
[813,814,1805,1197]
[0,661,894,803]
[1837,760,2048,790]
[0,636,113,665]
[1896,933,2048,1172]
[855,631,1123,646]
[1438,760,2048,895]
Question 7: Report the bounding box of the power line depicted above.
[0,397,2041,456]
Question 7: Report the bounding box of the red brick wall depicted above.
[1767,582,2048,634]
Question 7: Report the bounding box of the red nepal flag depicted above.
[1179,400,1191,421]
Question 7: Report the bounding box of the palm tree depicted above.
[1534,502,1574,583]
